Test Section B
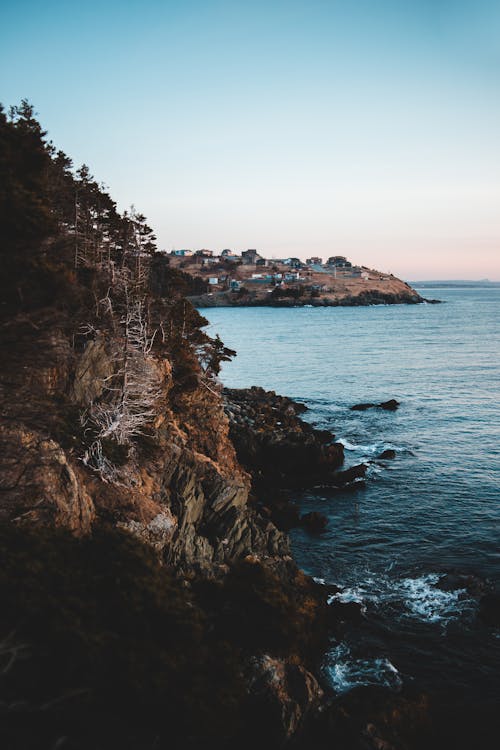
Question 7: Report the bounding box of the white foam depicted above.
[338,438,379,452]
[325,643,402,694]
[324,571,471,626]
[397,573,467,623]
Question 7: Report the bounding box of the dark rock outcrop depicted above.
[300,511,328,533]
[223,386,344,492]
[351,399,400,412]
[478,590,500,626]
[378,449,396,460]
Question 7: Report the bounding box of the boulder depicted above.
[300,511,328,533]
[377,449,396,460]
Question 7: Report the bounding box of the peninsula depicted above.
[166,248,423,307]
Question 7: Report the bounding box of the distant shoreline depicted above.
[188,289,428,308]
[411,281,500,288]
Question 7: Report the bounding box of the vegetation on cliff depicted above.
[0,102,331,749]
[0,103,437,750]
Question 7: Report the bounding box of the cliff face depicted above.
[0,300,288,575]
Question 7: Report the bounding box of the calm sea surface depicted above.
[204,289,500,711]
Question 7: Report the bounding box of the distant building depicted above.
[241,249,262,265]
[196,249,213,257]
[306,257,323,265]
[221,249,240,262]
[171,249,193,257]
[208,277,219,285]
[229,279,241,291]
[327,255,352,268]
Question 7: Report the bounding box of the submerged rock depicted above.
[350,402,375,411]
[351,399,400,412]
[377,449,396,460]
[379,399,400,411]
[300,511,328,533]
[479,590,500,626]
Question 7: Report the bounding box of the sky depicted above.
[1,0,499,280]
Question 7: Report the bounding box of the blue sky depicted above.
[1,0,499,279]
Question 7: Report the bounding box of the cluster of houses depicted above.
[169,248,371,290]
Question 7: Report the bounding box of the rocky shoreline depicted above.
[189,288,430,308]
[0,106,469,750]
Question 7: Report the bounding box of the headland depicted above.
[166,249,424,307]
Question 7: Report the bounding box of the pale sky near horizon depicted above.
[1,0,499,280]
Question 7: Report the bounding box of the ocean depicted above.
[204,288,500,717]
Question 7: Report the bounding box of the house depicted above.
[195,249,213,257]
[170,249,193,257]
[229,279,241,291]
[327,255,352,268]
[255,258,269,267]
[221,250,240,262]
[241,249,262,265]
[208,277,219,285]
[306,257,323,265]
[284,271,301,282]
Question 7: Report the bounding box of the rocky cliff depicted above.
[0,104,432,750]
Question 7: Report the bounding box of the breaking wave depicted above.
[327,571,473,626]
[325,643,402,694]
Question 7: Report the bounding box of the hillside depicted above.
[165,253,423,307]
[0,103,432,750]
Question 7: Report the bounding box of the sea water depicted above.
[204,288,500,714]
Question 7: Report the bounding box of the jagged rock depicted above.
[223,387,344,494]
[246,654,324,742]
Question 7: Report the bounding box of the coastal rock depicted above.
[223,387,344,493]
[327,599,364,625]
[377,449,396,460]
[379,399,400,411]
[300,511,328,533]
[310,686,431,750]
[247,654,324,743]
[437,573,487,597]
[351,399,400,412]
[331,463,367,486]
[478,590,500,626]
